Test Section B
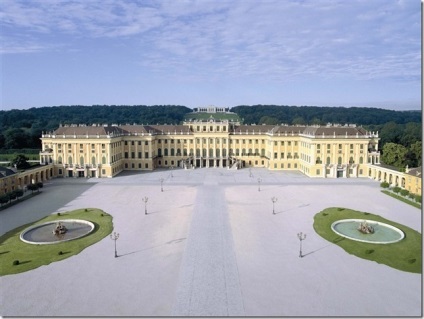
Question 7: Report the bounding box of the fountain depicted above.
[331,219,404,244]
[20,219,95,245]
[357,220,374,234]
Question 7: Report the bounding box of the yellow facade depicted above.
[404,167,422,196]
[40,120,380,179]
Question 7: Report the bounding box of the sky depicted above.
[0,0,422,111]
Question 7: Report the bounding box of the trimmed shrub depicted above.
[400,189,409,197]
[58,251,63,255]
[392,186,401,194]
[0,195,10,205]
[12,260,19,265]
[380,181,390,188]
[408,193,416,200]
[415,195,422,203]
[57,212,61,216]
[365,249,375,254]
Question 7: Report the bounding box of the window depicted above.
[274,152,278,159]
[145,152,149,158]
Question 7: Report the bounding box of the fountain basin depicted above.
[331,219,404,244]
[20,219,95,245]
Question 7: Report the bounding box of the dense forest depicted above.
[0,104,421,169]
[0,105,191,149]
[230,105,421,125]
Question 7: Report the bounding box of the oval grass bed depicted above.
[0,208,113,276]
[313,207,421,274]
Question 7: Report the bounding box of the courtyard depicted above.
[0,168,422,317]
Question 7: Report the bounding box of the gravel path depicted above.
[172,176,244,316]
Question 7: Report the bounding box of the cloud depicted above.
[0,0,420,84]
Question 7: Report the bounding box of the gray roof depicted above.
[0,166,16,178]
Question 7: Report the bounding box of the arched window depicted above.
[338,157,342,165]
[164,148,168,156]
[102,156,106,164]
[349,156,354,164]
[92,156,96,165]
[158,148,162,156]
[359,156,363,164]
[80,156,84,166]
[216,149,220,157]
[316,156,321,164]
[58,156,63,164]
[326,156,330,165]
[68,156,73,165]
[171,148,175,156]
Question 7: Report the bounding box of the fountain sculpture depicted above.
[357,220,374,234]
[52,222,68,236]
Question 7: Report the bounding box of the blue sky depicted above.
[1,0,421,111]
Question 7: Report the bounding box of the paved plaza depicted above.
[0,168,422,317]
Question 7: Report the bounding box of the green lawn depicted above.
[381,190,421,209]
[0,208,113,276]
[313,207,422,273]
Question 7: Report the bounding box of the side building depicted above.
[39,119,380,179]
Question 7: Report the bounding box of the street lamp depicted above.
[271,196,278,214]
[110,231,120,258]
[160,178,164,192]
[297,232,306,258]
[257,177,262,191]
[142,196,148,215]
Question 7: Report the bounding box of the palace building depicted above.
[39,119,381,179]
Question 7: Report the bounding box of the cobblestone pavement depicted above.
[1,168,422,317]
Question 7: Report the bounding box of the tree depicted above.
[379,122,402,148]
[15,189,24,200]
[258,116,279,125]
[12,154,31,169]
[3,128,29,149]
[27,183,39,193]
[381,143,408,169]
[0,194,9,206]
[406,141,422,168]
[292,116,306,125]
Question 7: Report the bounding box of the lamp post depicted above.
[271,197,278,214]
[297,232,306,258]
[160,178,164,192]
[257,177,262,192]
[142,196,148,215]
[110,232,120,258]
